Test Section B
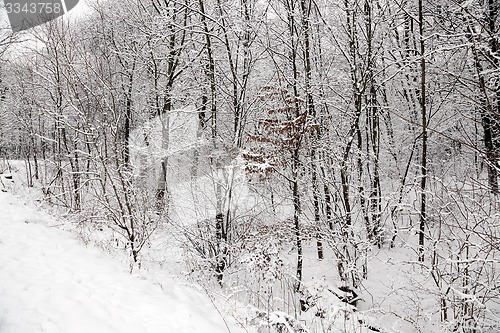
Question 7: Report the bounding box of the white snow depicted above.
[0,191,242,333]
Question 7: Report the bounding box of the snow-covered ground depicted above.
[0,190,244,333]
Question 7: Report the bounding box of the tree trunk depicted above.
[292,148,303,291]
[417,0,427,262]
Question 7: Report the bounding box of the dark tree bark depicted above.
[417,0,427,262]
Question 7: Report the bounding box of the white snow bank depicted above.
[0,191,243,333]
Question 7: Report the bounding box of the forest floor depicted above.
[1,163,498,333]
[0,189,245,333]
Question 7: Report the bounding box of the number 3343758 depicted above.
[5,2,62,14]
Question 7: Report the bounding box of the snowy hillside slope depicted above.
[0,191,245,333]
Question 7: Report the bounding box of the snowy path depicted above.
[0,192,240,333]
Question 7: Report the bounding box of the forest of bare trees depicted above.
[0,0,498,331]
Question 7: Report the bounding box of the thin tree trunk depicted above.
[417,0,427,262]
[283,0,304,292]
[299,0,323,260]
[292,148,303,291]
[199,0,226,284]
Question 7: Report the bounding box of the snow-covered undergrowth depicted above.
[172,167,500,333]
[1,160,499,333]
